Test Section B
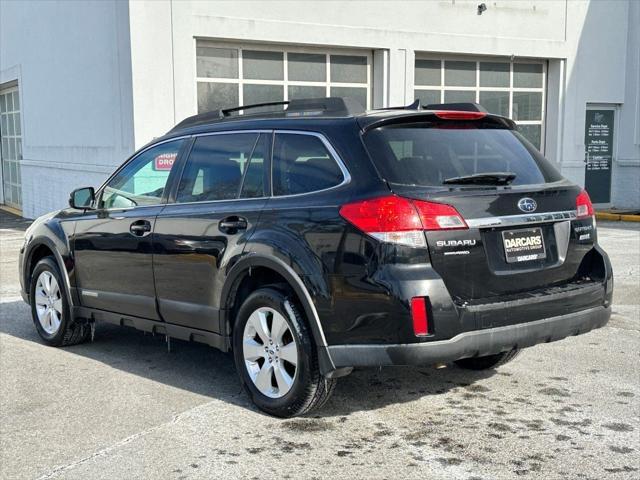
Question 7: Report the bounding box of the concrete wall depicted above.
[0,0,134,218]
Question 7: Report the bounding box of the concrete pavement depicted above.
[1,212,638,479]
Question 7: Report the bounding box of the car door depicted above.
[152,131,270,332]
[72,138,187,319]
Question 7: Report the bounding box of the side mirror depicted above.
[69,187,95,210]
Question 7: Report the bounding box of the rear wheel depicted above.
[30,257,89,347]
[454,349,520,370]
[233,287,336,417]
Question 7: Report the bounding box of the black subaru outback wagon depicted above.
[19,98,612,417]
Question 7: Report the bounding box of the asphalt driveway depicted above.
[1,211,638,480]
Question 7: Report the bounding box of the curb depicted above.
[595,212,640,222]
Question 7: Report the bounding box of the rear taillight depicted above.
[576,190,594,219]
[411,297,429,336]
[339,195,467,247]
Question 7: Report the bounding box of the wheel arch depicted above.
[24,237,74,305]
[220,254,337,375]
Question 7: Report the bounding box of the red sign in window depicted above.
[154,153,177,171]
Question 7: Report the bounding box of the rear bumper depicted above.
[327,305,610,367]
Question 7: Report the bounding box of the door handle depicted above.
[219,216,248,233]
[130,219,152,236]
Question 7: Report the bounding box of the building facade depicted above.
[1,0,638,219]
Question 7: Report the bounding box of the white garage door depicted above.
[0,86,22,210]
[196,41,372,113]
[414,56,546,151]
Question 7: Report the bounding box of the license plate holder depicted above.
[502,227,546,263]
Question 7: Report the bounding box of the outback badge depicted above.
[517,197,537,213]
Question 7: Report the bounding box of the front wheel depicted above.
[454,349,521,370]
[232,287,336,417]
[30,257,89,347]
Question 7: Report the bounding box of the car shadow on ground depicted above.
[0,300,497,417]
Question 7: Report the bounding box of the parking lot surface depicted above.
[1,211,638,480]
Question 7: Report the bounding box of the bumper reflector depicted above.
[411,297,429,336]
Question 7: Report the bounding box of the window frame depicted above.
[173,130,270,204]
[194,40,373,111]
[413,54,547,152]
[269,130,351,198]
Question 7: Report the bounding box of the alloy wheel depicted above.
[242,306,299,398]
[34,271,63,335]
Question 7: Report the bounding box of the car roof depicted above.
[162,97,516,140]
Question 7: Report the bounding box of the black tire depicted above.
[29,256,89,347]
[454,349,521,370]
[232,287,336,417]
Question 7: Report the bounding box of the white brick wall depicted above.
[20,163,114,219]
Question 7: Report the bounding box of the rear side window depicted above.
[363,122,562,187]
[176,133,267,202]
[272,133,344,196]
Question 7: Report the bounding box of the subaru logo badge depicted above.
[517,197,537,213]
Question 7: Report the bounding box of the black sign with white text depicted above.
[584,108,614,204]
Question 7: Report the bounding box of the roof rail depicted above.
[170,96,365,132]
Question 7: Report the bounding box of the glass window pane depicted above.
[243,50,284,80]
[330,55,367,83]
[14,113,20,135]
[243,84,284,108]
[240,133,269,199]
[9,160,15,183]
[7,113,14,136]
[1,115,7,135]
[16,140,22,160]
[196,46,238,79]
[273,134,344,195]
[288,85,326,100]
[288,53,326,82]
[415,89,441,106]
[101,139,184,209]
[479,91,510,117]
[330,86,367,108]
[13,91,19,110]
[514,63,543,88]
[177,133,258,202]
[444,61,476,87]
[6,93,13,111]
[0,95,5,112]
[197,82,238,113]
[415,59,441,86]
[517,124,542,150]
[444,90,476,103]
[479,62,509,87]
[512,91,542,121]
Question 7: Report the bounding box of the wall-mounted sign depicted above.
[584,108,614,204]
[154,152,177,171]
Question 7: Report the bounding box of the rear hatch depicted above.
[362,111,598,302]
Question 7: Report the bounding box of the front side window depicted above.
[100,139,185,209]
[176,133,268,203]
[272,134,344,196]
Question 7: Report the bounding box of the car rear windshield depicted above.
[363,121,562,187]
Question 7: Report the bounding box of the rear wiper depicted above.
[442,172,517,185]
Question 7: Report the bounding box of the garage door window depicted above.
[196,42,371,113]
[414,57,546,150]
